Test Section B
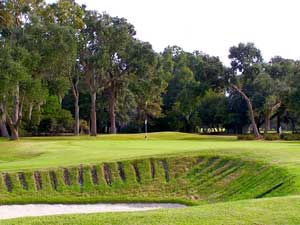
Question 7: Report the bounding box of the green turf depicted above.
[0,155,293,205]
[1,132,300,224]
[2,196,300,225]
[1,132,300,175]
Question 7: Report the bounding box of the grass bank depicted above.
[0,155,295,205]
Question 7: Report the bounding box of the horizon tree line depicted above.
[0,0,300,140]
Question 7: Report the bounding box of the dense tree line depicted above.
[0,0,299,140]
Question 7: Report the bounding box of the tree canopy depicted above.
[0,1,299,140]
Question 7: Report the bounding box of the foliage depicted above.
[160,47,225,132]
[79,120,89,134]
[237,134,256,140]
[38,96,74,133]
[197,90,226,129]
[280,133,300,141]
[0,1,300,138]
[264,133,280,141]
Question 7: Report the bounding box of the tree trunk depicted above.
[0,120,9,138]
[264,102,281,136]
[58,95,62,105]
[12,83,19,124]
[264,111,270,135]
[6,114,20,141]
[90,91,97,136]
[36,103,42,125]
[6,102,23,141]
[28,103,33,121]
[232,85,261,139]
[71,81,80,136]
[74,95,80,136]
[108,87,117,134]
[276,114,281,134]
[10,126,19,140]
[291,119,296,133]
[8,84,21,140]
[0,103,9,138]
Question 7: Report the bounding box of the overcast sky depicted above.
[48,0,300,65]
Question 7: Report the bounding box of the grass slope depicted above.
[2,196,300,225]
[0,155,294,204]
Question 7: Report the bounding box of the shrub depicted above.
[264,133,280,141]
[237,134,256,140]
[80,120,90,135]
[55,109,74,132]
[280,133,300,141]
[38,95,74,134]
[39,117,57,133]
[38,109,74,134]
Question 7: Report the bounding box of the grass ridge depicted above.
[0,155,294,205]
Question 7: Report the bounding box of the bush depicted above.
[264,133,280,141]
[38,109,74,134]
[55,109,74,132]
[39,117,57,133]
[237,134,256,140]
[280,133,300,141]
[80,120,90,135]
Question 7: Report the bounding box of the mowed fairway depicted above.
[0,132,300,174]
[1,132,300,224]
[4,196,300,225]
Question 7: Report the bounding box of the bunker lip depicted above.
[0,203,186,220]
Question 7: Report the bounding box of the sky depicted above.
[48,0,300,65]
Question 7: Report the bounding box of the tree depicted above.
[0,44,10,138]
[0,44,31,140]
[80,12,136,135]
[170,66,200,132]
[228,43,263,139]
[198,90,226,131]
[266,57,295,132]
[253,72,284,135]
[79,11,105,136]
[127,41,166,132]
[161,48,200,131]
[43,0,84,135]
[161,46,225,132]
[0,0,78,140]
[40,24,77,134]
[286,61,300,132]
[100,15,136,134]
[0,0,34,139]
[224,92,250,134]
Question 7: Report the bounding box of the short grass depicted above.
[3,196,300,225]
[1,132,300,175]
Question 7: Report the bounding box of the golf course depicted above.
[1,0,300,223]
[0,132,299,224]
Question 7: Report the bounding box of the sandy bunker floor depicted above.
[0,203,185,219]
